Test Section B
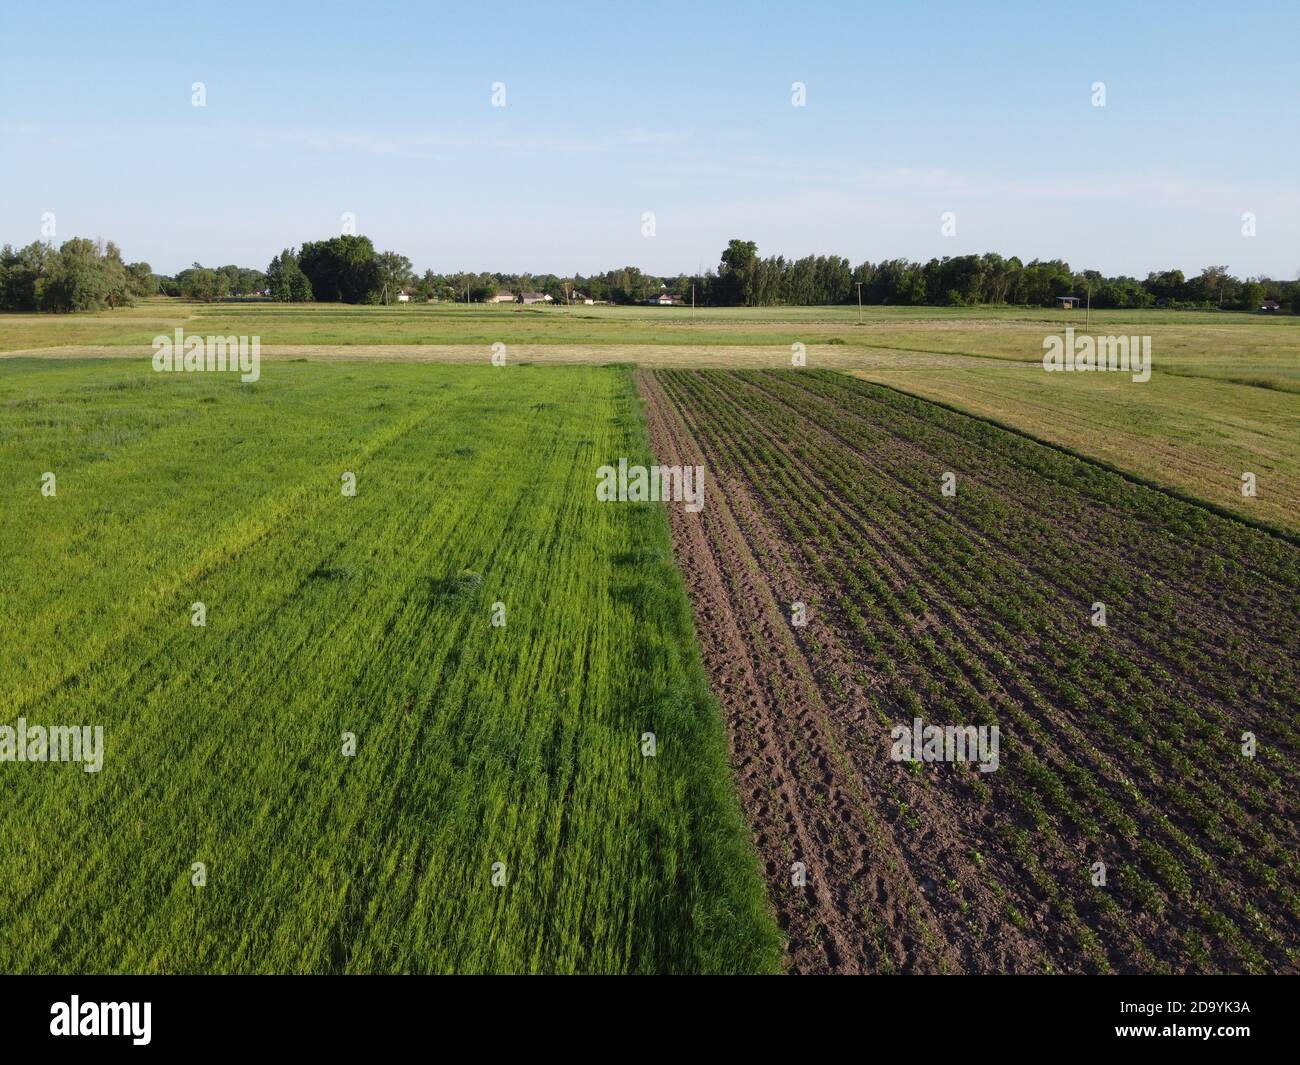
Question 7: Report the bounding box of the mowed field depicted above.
[0,358,780,973]
[642,369,1300,974]
[5,299,1298,533]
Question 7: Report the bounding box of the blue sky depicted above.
[2,0,1296,278]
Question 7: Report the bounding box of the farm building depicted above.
[1260,299,1282,313]
[1055,296,1081,309]
[647,293,684,306]
[519,292,553,304]
[488,291,515,303]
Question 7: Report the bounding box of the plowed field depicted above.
[641,368,1300,974]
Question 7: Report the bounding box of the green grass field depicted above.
[0,357,780,973]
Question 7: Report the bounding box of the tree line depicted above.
[3,234,1297,312]
[704,240,1300,312]
[214,237,1300,312]
[0,239,274,311]
[0,240,154,312]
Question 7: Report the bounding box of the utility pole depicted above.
[856,281,863,325]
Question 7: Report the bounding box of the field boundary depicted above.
[859,374,1300,548]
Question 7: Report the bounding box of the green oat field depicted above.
[0,357,779,973]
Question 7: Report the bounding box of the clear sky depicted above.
[2,0,1296,279]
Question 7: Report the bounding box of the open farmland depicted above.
[0,358,779,973]
[7,301,1297,534]
[2,305,1297,976]
[6,0,1300,1019]
[641,368,1300,974]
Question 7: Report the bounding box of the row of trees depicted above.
[168,264,267,302]
[0,240,155,312]
[0,242,269,310]
[208,235,1300,312]
[396,266,686,305]
[393,244,1300,312]
[4,235,1297,313]
[0,235,416,310]
[707,240,1300,311]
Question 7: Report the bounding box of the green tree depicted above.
[298,235,381,303]
[1188,265,1232,307]
[718,239,759,306]
[375,251,414,305]
[179,266,228,303]
[126,262,157,297]
[1239,279,1265,311]
[266,249,312,302]
[0,242,51,310]
[38,239,133,312]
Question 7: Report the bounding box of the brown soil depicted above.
[637,368,1300,975]
[638,369,1048,973]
